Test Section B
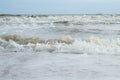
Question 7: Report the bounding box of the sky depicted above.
[0,0,120,14]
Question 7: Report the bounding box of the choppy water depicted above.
[0,14,120,54]
[1,14,120,80]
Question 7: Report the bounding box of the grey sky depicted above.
[0,0,120,14]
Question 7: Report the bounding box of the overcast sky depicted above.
[0,0,120,14]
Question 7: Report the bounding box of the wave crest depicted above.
[0,35,120,55]
[1,15,120,26]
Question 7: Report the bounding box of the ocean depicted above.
[0,14,120,80]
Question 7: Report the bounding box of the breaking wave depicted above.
[1,14,120,26]
[0,34,120,55]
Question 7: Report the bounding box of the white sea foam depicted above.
[1,15,120,26]
[1,15,120,80]
[0,35,120,55]
[0,15,120,55]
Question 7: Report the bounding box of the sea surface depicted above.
[0,14,120,80]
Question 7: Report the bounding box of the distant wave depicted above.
[0,14,49,17]
[1,14,120,26]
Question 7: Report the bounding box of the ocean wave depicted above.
[0,14,49,17]
[0,35,120,55]
[1,14,120,26]
[53,21,69,26]
[1,34,74,44]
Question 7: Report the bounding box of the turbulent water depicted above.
[0,14,120,54]
[1,14,120,80]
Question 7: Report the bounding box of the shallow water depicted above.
[1,52,120,80]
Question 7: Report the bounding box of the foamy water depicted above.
[0,35,120,55]
[0,14,120,54]
[1,14,120,80]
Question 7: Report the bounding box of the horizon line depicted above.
[0,13,120,16]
